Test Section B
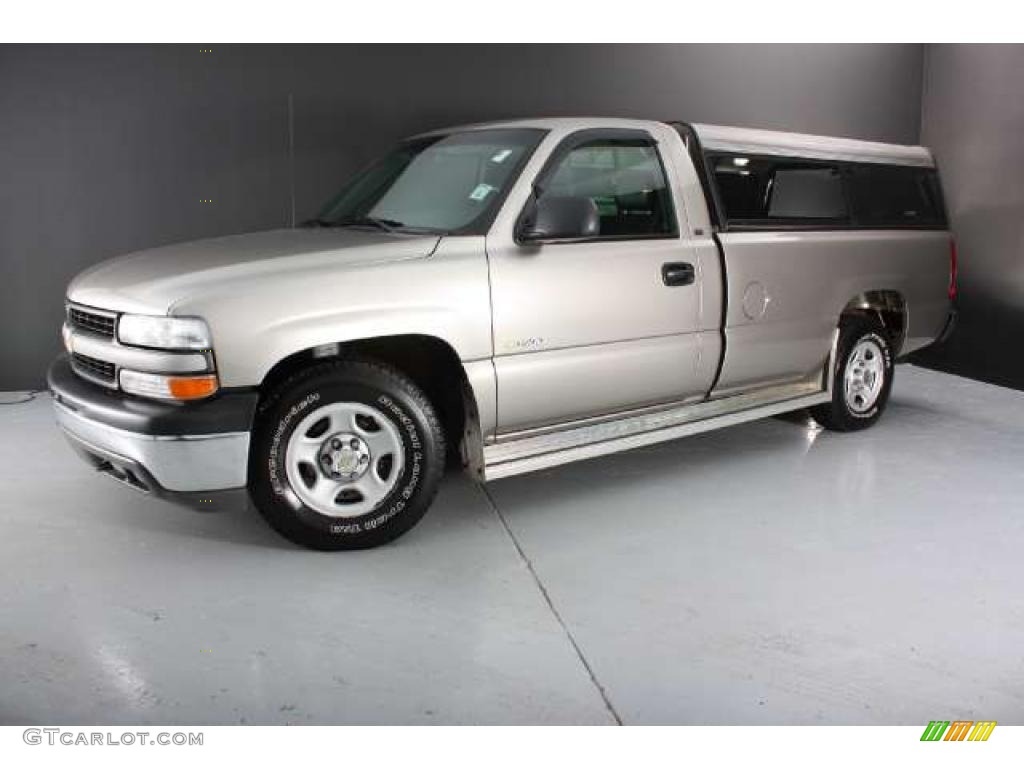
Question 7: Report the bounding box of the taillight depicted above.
[949,238,958,300]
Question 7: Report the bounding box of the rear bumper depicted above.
[48,355,257,494]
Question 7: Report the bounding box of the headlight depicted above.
[117,314,212,350]
[120,370,219,401]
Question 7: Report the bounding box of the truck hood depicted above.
[67,228,441,315]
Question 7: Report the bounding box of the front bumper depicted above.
[48,355,258,494]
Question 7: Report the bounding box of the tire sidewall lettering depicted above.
[268,391,320,495]
[268,385,427,537]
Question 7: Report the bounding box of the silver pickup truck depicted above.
[49,117,956,550]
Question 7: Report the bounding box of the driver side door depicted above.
[486,127,718,435]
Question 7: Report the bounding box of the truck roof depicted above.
[418,117,935,168]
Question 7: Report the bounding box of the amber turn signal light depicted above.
[119,369,219,401]
[167,375,219,400]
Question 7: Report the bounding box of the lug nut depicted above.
[331,439,342,450]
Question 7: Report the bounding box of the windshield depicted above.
[312,128,545,235]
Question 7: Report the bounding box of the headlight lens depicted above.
[120,370,219,401]
[117,314,212,350]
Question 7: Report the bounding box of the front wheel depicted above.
[249,359,446,550]
[810,316,894,432]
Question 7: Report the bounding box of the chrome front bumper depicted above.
[48,355,257,494]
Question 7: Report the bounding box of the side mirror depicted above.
[518,195,600,243]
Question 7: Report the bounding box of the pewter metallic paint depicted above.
[712,229,950,395]
[60,117,951,488]
[485,120,721,433]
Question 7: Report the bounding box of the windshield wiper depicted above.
[304,215,446,235]
[335,215,406,233]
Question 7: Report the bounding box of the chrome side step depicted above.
[482,332,837,481]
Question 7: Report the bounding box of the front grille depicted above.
[68,306,116,338]
[71,352,116,384]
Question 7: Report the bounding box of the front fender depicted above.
[174,236,493,388]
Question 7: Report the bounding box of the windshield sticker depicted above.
[469,183,496,201]
[490,149,513,164]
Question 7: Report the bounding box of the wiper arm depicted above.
[306,215,446,235]
[335,215,405,233]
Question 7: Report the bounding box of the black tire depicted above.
[810,315,895,432]
[249,359,445,550]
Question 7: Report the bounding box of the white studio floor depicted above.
[1,365,1023,725]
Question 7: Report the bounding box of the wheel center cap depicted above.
[318,433,371,480]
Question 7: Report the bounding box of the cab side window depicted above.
[541,139,677,238]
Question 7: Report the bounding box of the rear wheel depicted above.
[249,359,445,550]
[811,315,894,432]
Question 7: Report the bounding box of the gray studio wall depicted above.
[912,45,1024,390]
[0,44,925,390]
